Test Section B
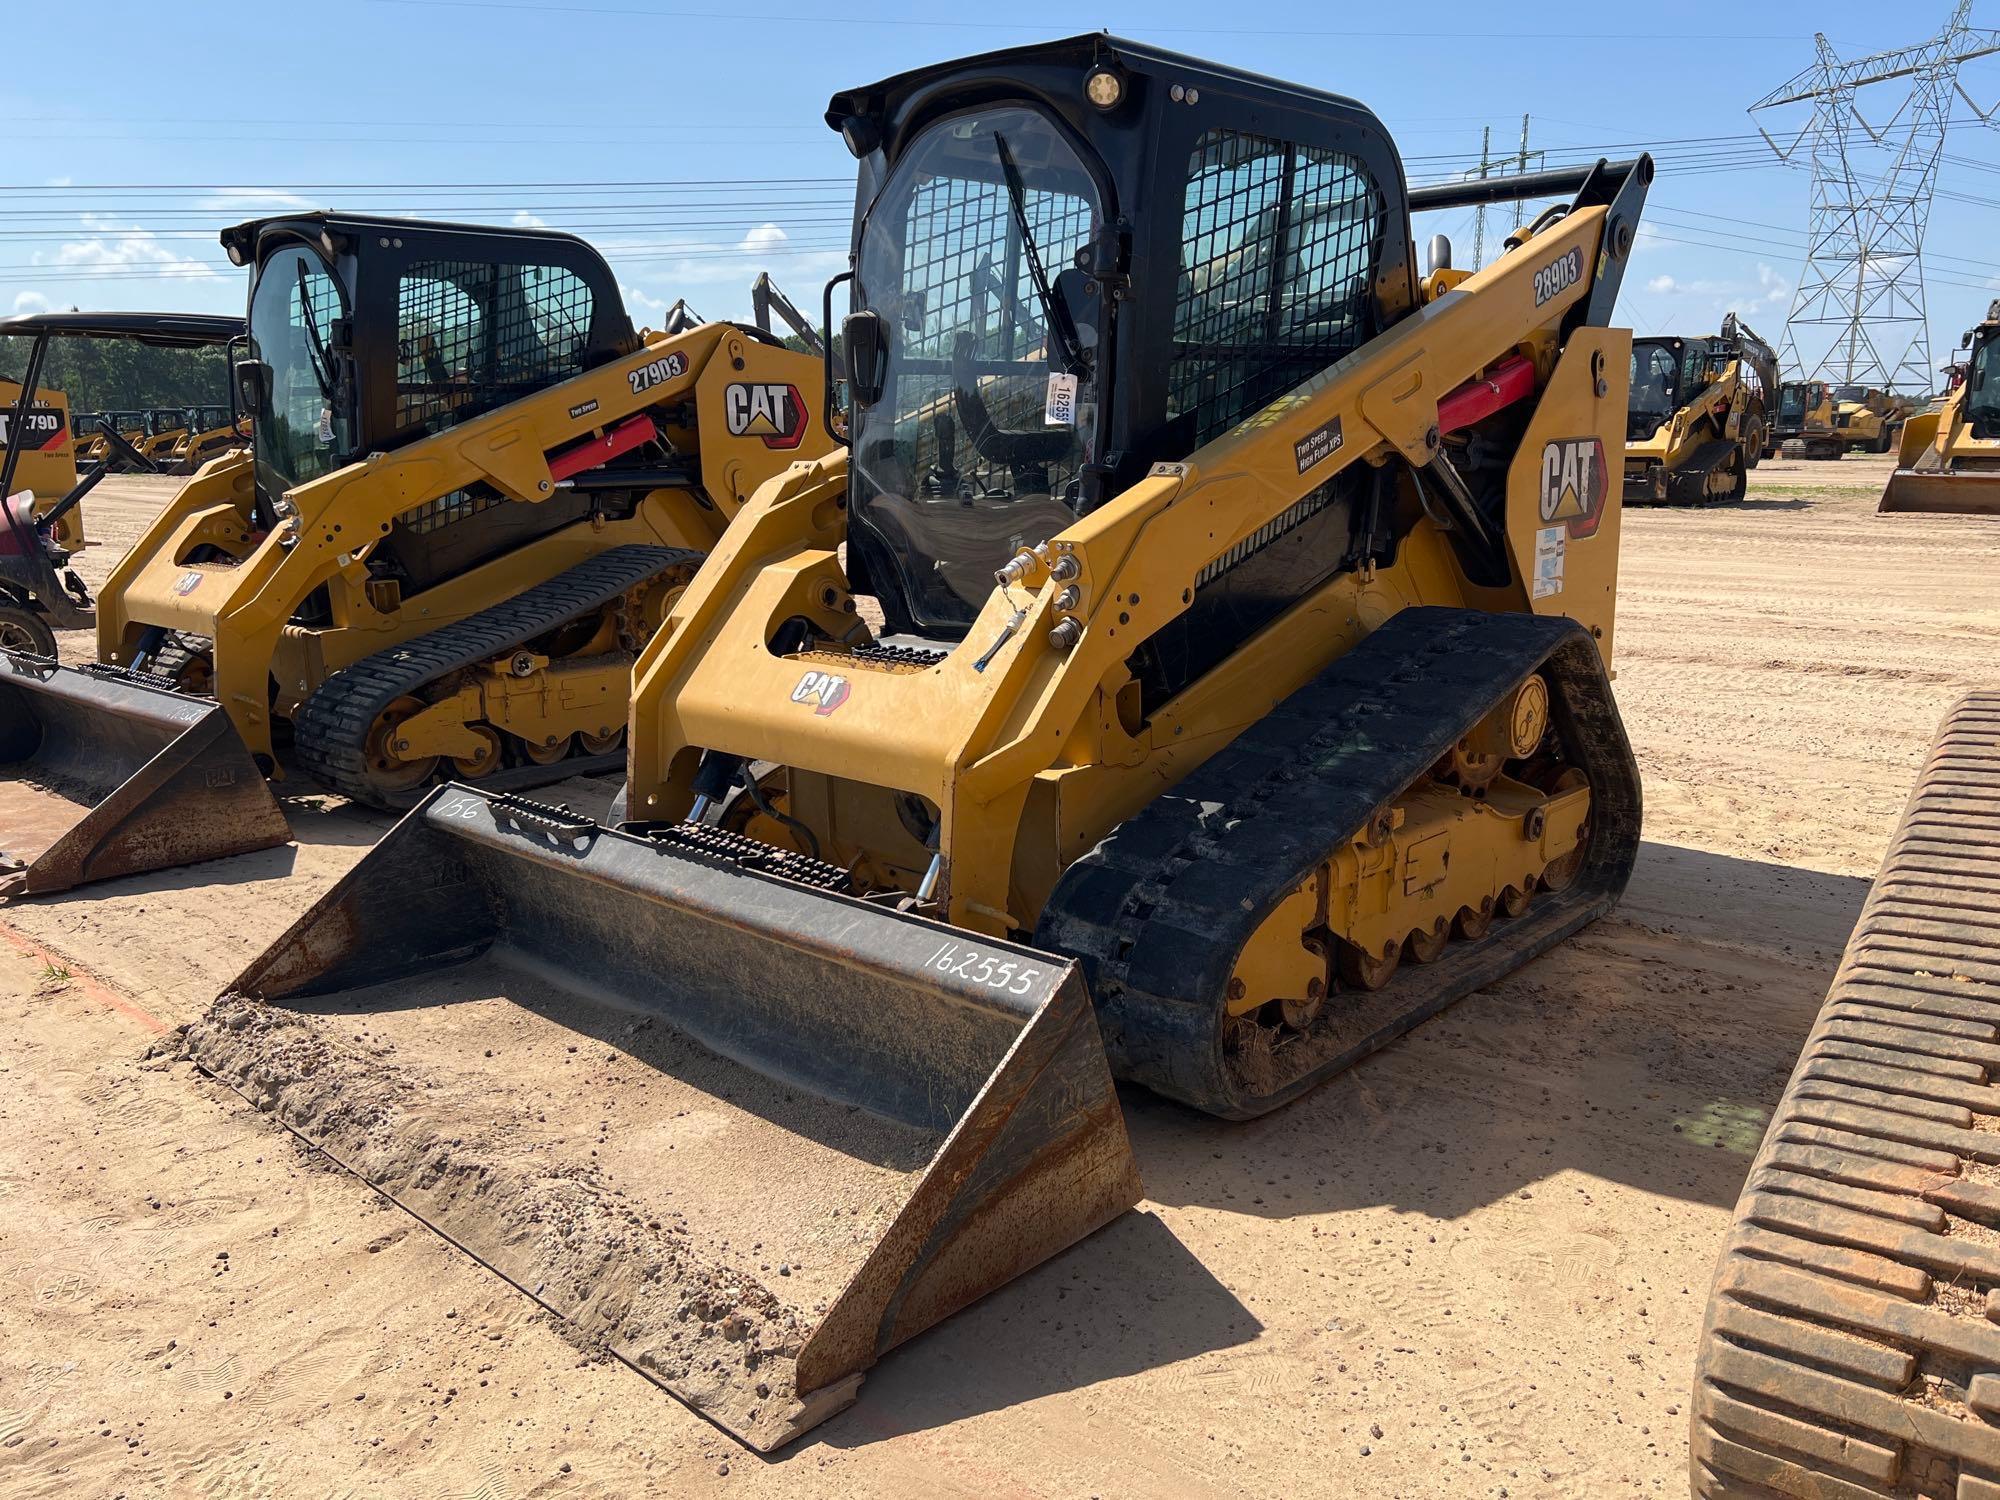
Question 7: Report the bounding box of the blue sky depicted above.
[4,1,1998,385]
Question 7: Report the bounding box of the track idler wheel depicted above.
[520,733,574,766]
[365,695,442,794]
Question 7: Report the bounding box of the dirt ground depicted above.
[2,458,1996,1498]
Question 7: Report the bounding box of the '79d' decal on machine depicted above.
[627,351,688,395]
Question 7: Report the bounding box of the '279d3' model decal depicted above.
[725,382,810,449]
[627,351,688,395]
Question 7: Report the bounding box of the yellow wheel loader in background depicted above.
[0,311,245,654]
[1785,381,1914,460]
[196,36,1653,1451]
[1880,299,2000,515]
[1624,313,1777,503]
[0,212,831,896]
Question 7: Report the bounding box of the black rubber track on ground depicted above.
[1692,692,2000,1500]
[292,544,697,810]
[1036,605,1642,1120]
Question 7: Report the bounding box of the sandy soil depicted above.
[1,457,1996,1497]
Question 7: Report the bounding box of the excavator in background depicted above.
[1764,377,1831,459]
[0,212,831,896]
[1784,382,1914,460]
[1624,313,1777,503]
[203,36,1652,1450]
[1880,299,2000,515]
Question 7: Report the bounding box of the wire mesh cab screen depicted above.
[1170,130,1384,448]
[394,259,596,440]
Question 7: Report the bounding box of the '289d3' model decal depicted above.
[1532,247,1583,308]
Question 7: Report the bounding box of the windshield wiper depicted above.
[295,260,338,405]
[991,133,1086,377]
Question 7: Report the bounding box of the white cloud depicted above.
[44,176,71,189]
[35,215,216,280]
[1647,274,1678,295]
[740,222,789,251]
[12,291,49,314]
[192,187,313,213]
[513,210,550,229]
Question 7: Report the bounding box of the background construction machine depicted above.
[1692,694,2000,1495]
[1786,381,1914,459]
[1624,313,1777,503]
[0,312,245,655]
[200,36,1652,1449]
[1765,377,1832,459]
[1881,298,2000,514]
[0,211,830,896]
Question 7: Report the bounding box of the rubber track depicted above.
[292,545,697,809]
[1037,605,1642,1119]
[1691,692,2000,1500]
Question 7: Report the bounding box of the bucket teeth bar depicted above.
[0,649,290,897]
[189,782,1142,1450]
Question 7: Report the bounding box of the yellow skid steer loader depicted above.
[194,38,1653,1450]
[0,311,247,656]
[1,213,830,895]
[1881,299,2000,515]
[1623,313,1776,504]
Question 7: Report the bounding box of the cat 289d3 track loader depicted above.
[199,38,1651,1450]
[1880,298,2000,515]
[0,212,830,895]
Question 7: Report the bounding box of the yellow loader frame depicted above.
[98,321,827,773]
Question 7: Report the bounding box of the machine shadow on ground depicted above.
[1127,840,1862,1224]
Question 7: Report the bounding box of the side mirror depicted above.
[234,359,273,420]
[842,310,889,409]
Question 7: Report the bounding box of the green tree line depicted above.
[0,337,230,414]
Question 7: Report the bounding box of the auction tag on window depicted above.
[1044,371,1079,427]
[316,405,336,445]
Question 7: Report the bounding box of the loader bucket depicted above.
[1878,466,2000,515]
[184,783,1142,1451]
[0,652,291,896]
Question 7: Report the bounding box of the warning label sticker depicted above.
[1532,525,1566,599]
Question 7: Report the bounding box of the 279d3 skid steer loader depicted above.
[0,212,830,895]
[1880,298,2000,515]
[195,38,1651,1450]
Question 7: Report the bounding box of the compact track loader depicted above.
[1692,693,2000,1496]
[1881,299,2000,515]
[1,213,831,896]
[168,404,248,475]
[1766,378,1831,459]
[203,37,1651,1449]
[1786,383,1913,461]
[0,312,247,659]
[1625,313,1777,503]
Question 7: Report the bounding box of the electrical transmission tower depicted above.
[1751,3,2000,393]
